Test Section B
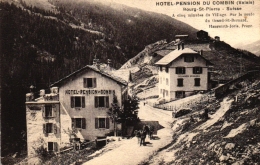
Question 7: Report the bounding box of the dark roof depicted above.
[155,49,174,57]
[50,65,128,87]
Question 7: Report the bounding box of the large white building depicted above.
[155,43,213,102]
[25,62,128,163]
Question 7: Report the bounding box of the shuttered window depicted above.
[48,142,58,152]
[176,67,186,74]
[95,117,110,129]
[193,67,203,74]
[43,123,58,134]
[194,78,201,86]
[176,91,185,98]
[165,67,169,73]
[71,96,85,108]
[83,78,97,88]
[177,78,184,87]
[71,118,86,129]
[94,96,109,108]
[42,105,57,118]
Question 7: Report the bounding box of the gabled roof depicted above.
[155,48,213,66]
[155,48,197,65]
[50,65,128,87]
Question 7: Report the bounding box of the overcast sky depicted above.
[104,0,260,47]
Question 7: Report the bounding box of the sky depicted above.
[104,0,260,48]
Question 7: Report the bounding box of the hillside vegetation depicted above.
[145,76,260,164]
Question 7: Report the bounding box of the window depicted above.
[43,123,57,134]
[166,78,169,85]
[184,55,194,62]
[71,96,85,108]
[176,67,186,74]
[159,66,162,72]
[48,142,58,152]
[177,78,183,87]
[166,90,168,96]
[83,78,96,88]
[72,118,86,129]
[95,117,110,129]
[95,96,109,108]
[42,105,56,118]
[193,67,203,74]
[194,78,201,86]
[176,91,185,98]
[165,67,169,73]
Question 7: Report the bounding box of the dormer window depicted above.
[184,55,194,62]
[84,78,96,88]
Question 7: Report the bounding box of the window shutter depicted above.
[42,107,45,117]
[82,97,85,108]
[200,67,203,73]
[183,68,186,74]
[54,124,57,134]
[95,118,98,129]
[43,124,46,134]
[83,78,87,88]
[72,118,76,129]
[105,96,109,108]
[52,105,56,117]
[106,118,110,129]
[93,78,97,88]
[95,97,98,108]
[193,67,195,74]
[82,118,86,129]
[71,97,75,108]
[176,68,178,74]
[54,142,58,152]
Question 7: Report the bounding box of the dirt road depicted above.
[83,101,173,165]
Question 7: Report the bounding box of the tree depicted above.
[107,94,140,136]
[107,94,122,136]
[122,96,139,126]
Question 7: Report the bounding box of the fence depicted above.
[214,70,260,98]
[146,92,215,112]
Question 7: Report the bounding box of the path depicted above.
[83,101,173,165]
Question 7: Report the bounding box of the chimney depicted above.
[107,59,112,70]
[181,42,184,50]
[96,59,100,70]
[93,59,97,66]
[27,85,35,101]
[177,44,180,50]
[40,89,45,97]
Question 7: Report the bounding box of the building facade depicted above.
[155,44,213,102]
[25,64,128,163]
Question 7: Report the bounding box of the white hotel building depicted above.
[25,63,128,163]
[155,43,213,102]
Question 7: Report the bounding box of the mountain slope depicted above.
[144,76,260,164]
[235,40,260,57]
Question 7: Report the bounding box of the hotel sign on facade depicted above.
[65,89,116,95]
